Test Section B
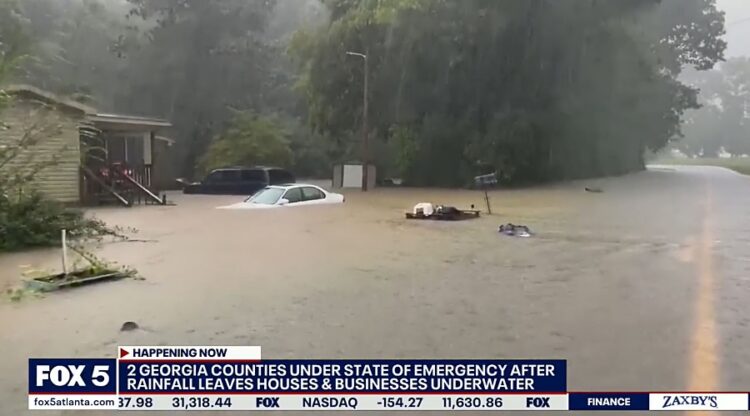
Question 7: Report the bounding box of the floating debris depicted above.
[120,321,139,332]
[498,223,533,238]
[406,203,480,221]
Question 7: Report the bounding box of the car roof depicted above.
[266,184,322,190]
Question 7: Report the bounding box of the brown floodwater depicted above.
[2,166,750,415]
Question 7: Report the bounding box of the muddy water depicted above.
[1,167,749,415]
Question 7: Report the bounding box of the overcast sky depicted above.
[718,0,750,57]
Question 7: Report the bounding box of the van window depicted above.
[241,169,265,181]
[269,169,295,185]
[207,170,239,182]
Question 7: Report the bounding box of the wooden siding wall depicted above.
[0,101,82,203]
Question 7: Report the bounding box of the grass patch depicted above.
[654,158,750,175]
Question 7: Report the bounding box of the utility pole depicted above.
[347,50,369,191]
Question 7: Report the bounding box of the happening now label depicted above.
[118,346,261,361]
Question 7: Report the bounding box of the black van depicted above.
[182,167,295,195]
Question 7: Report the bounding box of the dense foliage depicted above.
[0,0,122,251]
[0,191,118,251]
[294,0,726,185]
[0,0,27,82]
[4,0,731,186]
[11,0,328,178]
[197,112,292,176]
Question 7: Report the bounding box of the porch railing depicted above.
[81,163,164,206]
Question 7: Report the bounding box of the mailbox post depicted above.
[474,173,498,215]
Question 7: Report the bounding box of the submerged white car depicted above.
[218,184,344,210]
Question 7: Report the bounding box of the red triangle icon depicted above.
[120,348,129,358]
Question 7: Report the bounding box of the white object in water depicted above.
[413,202,435,217]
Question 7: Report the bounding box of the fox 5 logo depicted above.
[29,359,116,393]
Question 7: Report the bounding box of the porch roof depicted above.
[88,113,172,132]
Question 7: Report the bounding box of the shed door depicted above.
[342,165,363,188]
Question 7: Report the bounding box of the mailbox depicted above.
[474,172,498,187]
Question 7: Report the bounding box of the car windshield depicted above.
[244,188,285,205]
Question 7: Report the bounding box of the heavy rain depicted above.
[1,0,750,414]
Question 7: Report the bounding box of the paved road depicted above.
[0,165,749,415]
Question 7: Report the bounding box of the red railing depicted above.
[82,163,163,206]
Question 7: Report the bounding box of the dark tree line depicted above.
[1,0,126,250]
[294,0,726,185]
[8,0,328,178]
[3,0,728,185]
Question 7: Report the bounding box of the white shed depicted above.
[332,163,376,189]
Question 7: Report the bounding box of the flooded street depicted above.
[2,166,750,415]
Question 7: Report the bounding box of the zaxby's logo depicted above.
[29,359,116,394]
[661,395,718,409]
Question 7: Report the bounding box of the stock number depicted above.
[172,397,233,409]
[118,397,153,408]
[442,397,504,410]
[379,397,424,408]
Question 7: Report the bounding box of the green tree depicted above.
[0,0,27,83]
[13,0,329,179]
[123,0,281,177]
[13,0,138,107]
[197,112,292,176]
[0,0,119,251]
[294,0,725,185]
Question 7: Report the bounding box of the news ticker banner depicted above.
[27,346,749,411]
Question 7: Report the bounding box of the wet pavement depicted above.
[1,165,749,415]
